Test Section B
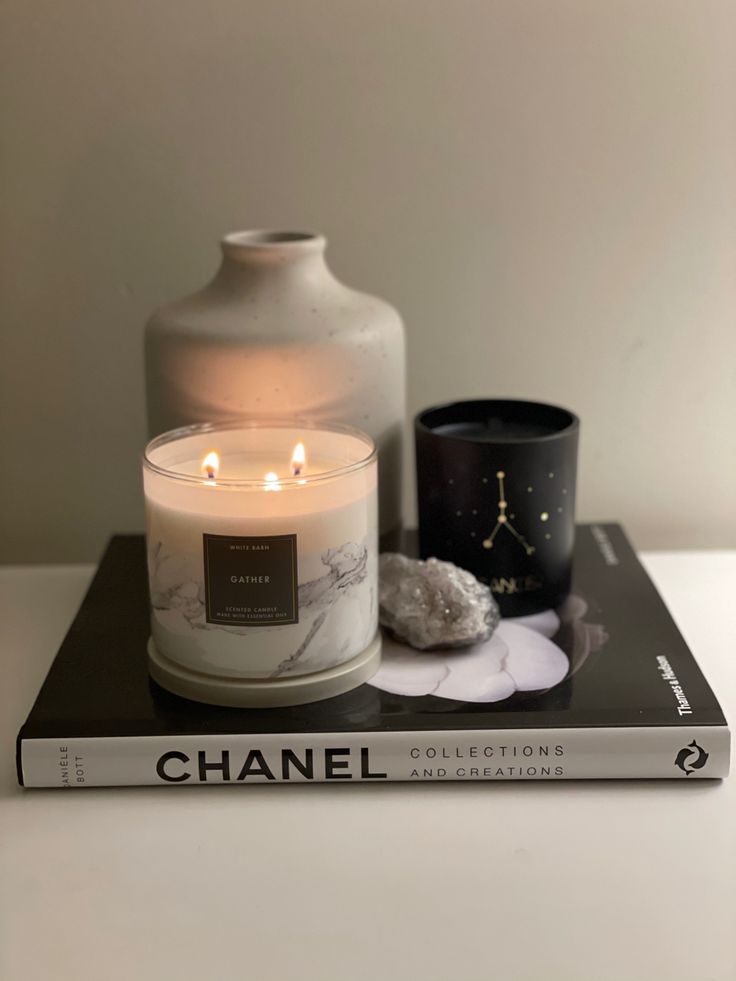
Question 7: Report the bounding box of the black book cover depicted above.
[17,524,730,785]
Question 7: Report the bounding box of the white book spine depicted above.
[19,725,730,787]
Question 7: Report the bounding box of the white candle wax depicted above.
[143,422,378,683]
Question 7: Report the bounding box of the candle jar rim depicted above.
[415,398,580,445]
[143,418,377,489]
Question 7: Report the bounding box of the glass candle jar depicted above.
[143,420,380,707]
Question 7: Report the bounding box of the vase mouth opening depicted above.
[222,230,326,259]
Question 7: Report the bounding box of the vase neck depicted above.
[215,230,333,289]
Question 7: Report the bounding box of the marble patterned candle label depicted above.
[202,533,298,627]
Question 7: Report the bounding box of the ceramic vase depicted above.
[145,231,405,547]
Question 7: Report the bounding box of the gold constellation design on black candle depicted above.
[482,471,536,556]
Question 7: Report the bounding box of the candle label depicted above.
[203,533,299,627]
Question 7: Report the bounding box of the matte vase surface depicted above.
[145,231,405,548]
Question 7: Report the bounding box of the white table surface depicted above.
[1,551,735,981]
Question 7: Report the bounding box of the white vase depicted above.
[145,230,405,546]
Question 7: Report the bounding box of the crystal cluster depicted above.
[379,553,500,650]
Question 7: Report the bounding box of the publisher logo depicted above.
[674,740,709,776]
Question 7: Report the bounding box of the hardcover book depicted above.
[17,524,730,786]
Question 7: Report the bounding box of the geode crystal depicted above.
[379,553,500,650]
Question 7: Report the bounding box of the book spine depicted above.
[19,725,730,787]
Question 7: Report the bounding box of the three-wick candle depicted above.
[142,420,380,706]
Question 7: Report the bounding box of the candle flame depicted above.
[201,450,219,482]
[290,442,307,477]
[264,470,282,491]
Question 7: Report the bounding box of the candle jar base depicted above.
[148,634,382,708]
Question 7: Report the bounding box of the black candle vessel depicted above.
[415,399,580,617]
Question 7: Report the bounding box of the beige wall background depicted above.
[1,0,734,563]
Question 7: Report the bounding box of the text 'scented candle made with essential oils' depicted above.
[142,421,380,707]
